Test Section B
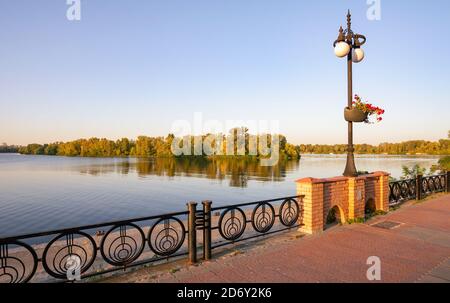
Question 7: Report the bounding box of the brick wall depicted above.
[297,172,390,234]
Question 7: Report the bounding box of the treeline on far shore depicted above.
[0,143,19,153]
[15,130,302,159]
[299,139,450,155]
[5,132,450,157]
[303,131,450,155]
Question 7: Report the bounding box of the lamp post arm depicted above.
[353,34,367,47]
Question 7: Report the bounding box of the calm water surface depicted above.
[0,153,440,237]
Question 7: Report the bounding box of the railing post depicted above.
[297,196,304,227]
[446,171,450,193]
[416,174,423,201]
[202,200,212,261]
[187,202,197,264]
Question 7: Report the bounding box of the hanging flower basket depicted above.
[345,94,385,124]
[344,107,368,123]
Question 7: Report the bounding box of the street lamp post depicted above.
[333,10,366,177]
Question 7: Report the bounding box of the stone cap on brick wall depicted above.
[296,171,390,184]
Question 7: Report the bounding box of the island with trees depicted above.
[16,129,302,160]
[9,130,450,159]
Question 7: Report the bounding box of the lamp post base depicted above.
[343,151,358,177]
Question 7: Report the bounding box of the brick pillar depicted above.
[296,178,324,234]
[348,177,365,220]
[296,172,390,234]
[378,173,390,212]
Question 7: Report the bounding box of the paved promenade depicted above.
[106,194,450,283]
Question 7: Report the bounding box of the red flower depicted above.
[352,94,384,123]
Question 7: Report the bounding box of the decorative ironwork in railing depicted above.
[210,196,302,249]
[0,211,189,283]
[389,178,416,204]
[0,195,304,283]
[389,172,449,205]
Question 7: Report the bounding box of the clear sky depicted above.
[1,0,449,146]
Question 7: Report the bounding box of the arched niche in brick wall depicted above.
[325,205,346,227]
[365,197,376,215]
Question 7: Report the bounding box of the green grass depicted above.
[346,218,365,225]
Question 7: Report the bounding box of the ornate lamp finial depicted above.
[347,10,352,30]
[337,26,345,42]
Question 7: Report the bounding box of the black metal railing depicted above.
[389,172,449,205]
[389,178,417,204]
[208,196,303,254]
[0,195,303,283]
[0,211,189,283]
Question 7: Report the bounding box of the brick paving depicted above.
[104,194,450,283]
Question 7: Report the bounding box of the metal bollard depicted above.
[187,202,197,264]
[416,175,423,201]
[202,200,212,261]
[446,171,450,193]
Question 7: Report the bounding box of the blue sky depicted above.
[0,0,449,145]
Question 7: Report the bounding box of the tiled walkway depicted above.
[106,194,450,283]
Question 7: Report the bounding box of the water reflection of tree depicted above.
[79,157,300,188]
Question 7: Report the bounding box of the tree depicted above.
[116,138,131,156]
[0,143,19,153]
[401,164,427,180]
[431,156,450,173]
[438,156,450,171]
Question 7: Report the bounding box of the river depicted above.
[0,153,440,236]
